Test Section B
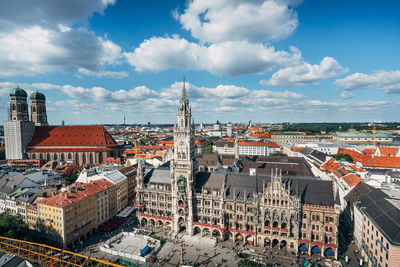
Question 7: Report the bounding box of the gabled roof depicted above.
[377,147,398,157]
[38,179,114,208]
[344,181,374,207]
[28,126,117,148]
[342,173,362,187]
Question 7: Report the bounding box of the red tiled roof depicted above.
[239,141,279,147]
[27,147,116,152]
[377,147,398,157]
[320,158,342,174]
[37,179,114,208]
[100,157,121,165]
[28,126,117,148]
[361,148,376,156]
[338,148,400,168]
[249,132,271,138]
[120,166,135,175]
[291,147,305,152]
[343,173,362,187]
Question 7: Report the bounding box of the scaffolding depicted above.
[0,236,122,267]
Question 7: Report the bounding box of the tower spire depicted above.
[182,76,187,98]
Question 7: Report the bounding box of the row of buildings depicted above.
[284,137,400,266]
[27,166,136,247]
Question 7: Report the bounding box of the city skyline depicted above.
[0,0,399,124]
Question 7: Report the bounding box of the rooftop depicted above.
[28,126,118,148]
[357,188,400,245]
[38,179,114,208]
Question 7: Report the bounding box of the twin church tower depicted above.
[5,87,48,160]
[9,86,48,125]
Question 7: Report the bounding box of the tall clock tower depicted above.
[171,77,197,235]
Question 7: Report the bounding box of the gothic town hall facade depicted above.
[135,81,340,258]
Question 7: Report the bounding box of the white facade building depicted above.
[239,142,280,156]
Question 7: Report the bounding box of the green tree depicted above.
[269,151,287,157]
[332,153,353,163]
[66,172,79,185]
[205,145,213,154]
[239,258,259,267]
[0,211,33,241]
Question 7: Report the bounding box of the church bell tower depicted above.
[171,77,197,235]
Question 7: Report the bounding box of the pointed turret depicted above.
[137,159,144,189]
[182,76,187,99]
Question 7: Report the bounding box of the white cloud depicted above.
[124,35,300,76]
[1,80,396,123]
[335,70,400,93]
[0,0,116,32]
[0,0,123,77]
[340,91,355,99]
[265,57,347,87]
[179,0,299,43]
[78,68,129,78]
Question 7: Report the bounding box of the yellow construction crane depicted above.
[0,236,122,267]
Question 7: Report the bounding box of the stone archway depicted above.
[280,240,287,249]
[311,246,321,255]
[235,233,243,242]
[246,235,254,245]
[212,229,221,239]
[264,237,271,247]
[203,228,211,237]
[193,226,201,236]
[141,218,148,227]
[272,239,279,247]
[299,243,308,253]
[324,248,334,257]
[157,220,163,227]
[178,217,186,233]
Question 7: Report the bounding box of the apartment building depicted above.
[354,188,400,267]
[36,179,114,247]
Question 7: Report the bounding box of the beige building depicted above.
[76,168,129,216]
[36,179,114,247]
[355,188,400,267]
[272,132,324,147]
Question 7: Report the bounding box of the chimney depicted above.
[250,168,256,176]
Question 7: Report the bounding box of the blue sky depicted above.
[0,0,399,125]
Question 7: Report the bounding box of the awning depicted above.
[325,249,334,255]
[116,206,135,218]
[299,244,307,251]
[311,246,321,253]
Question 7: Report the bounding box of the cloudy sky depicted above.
[0,0,399,125]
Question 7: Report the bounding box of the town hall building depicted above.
[135,80,340,258]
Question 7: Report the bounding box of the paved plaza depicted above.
[75,216,346,267]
